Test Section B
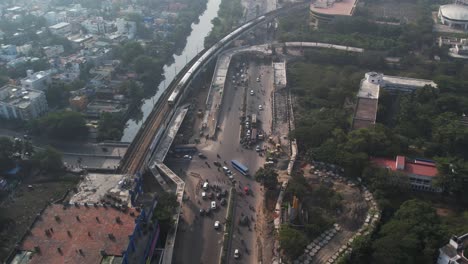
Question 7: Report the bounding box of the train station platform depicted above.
[144,105,188,264]
[153,106,189,162]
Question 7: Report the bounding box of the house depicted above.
[438,233,468,264]
[371,155,441,192]
[20,70,52,91]
[49,22,72,36]
[0,85,48,120]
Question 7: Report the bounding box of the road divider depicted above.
[219,187,236,264]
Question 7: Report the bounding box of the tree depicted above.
[0,137,14,171]
[45,82,72,108]
[36,111,88,140]
[118,42,144,65]
[434,157,468,204]
[279,225,309,260]
[32,147,63,173]
[371,200,443,264]
[153,192,178,238]
[254,167,278,189]
[97,112,125,141]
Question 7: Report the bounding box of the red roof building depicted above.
[13,204,142,264]
[371,156,441,192]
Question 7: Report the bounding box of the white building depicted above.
[44,11,68,26]
[0,85,48,120]
[438,233,468,264]
[352,72,437,129]
[49,22,72,36]
[116,18,137,39]
[43,45,64,58]
[81,18,111,35]
[20,70,52,91]
[438,3,468,30]
[16,44,32,55]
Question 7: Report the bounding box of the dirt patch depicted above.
[0,174,78,261]
[436,207,455,217]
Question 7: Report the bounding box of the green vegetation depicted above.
[32,147,64,174]
[254,167,278,189]
[204,0,243,47]
[278,0,468,261]
[97,112,126,141]
[278,0,433,56]
[0,137,15,172]
[30,111,88,140]
[280,173,337,259]
[279,224,309,259]
[152,192,178,240]
[348,200,444,264]
[45,80,85,109]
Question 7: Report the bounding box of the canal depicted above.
[121,0,222,142]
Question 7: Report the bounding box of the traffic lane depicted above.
[258,65,274,135]
[227,152,263,264]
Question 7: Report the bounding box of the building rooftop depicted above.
[439,233,468,264]
[273,62,287,88]
[310,0,358,16]
[382,75,437,89]
[0,85,43,109]
[22,71,51,83]
[69,173,135,207]
[358,79,380,99]
[439,4,468,21]
[49,22,71,30]
[371,156,438,177]
[16,204,139,264]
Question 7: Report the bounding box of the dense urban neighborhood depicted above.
[1,0,468,263]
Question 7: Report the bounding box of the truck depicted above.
[251,114,257,128]
[251,128,257,143]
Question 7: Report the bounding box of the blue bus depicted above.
[231,160,249,176]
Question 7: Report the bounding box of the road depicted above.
[171,58,275,263]
[0,128,126,169]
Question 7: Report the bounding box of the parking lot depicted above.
[171,59,276,264]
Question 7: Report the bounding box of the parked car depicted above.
[183,155,192,160]
[199,209,205,216]
[211,201,217,210]
[214,221,220,229]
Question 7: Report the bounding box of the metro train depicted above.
[167,15,267,106]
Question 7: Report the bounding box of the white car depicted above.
[183,155,192,160]
[234,249,240,259]
[211,201,217,210]
[250,90,254,95]
[258,105,263,110]
[202,192,207,199]
[214,220,220,229]
[256,77,260,82]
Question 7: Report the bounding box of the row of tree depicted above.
[0,136,63,174]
